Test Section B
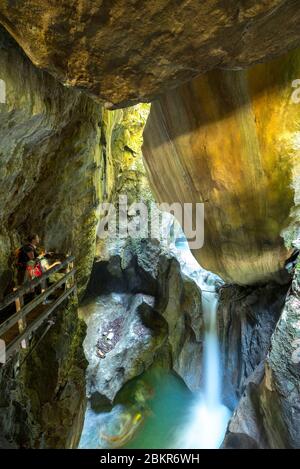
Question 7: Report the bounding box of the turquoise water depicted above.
[79,367,197,449]
[124,370,194,449]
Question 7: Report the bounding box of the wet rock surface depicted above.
[222,362,269,448]
[218,282,289,406]
[0,26,102,449]
[0,27,151,449]
[0,303,87,449]
[82,293,167,404]
[258,263,300,448]
[81,238,204,405]
[0,4,299,449]
[0,26,102,297]
[221,259,300,448]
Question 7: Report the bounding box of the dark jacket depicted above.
[16,244,38,270]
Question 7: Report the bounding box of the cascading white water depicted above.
[203,290,221,409]
[174,285,231,449]
[169,220,231,449]
[186,289,231,448]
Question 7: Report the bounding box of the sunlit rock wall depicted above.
[143,49,300,285]
[1,1,300,107]
[96,103,152,258]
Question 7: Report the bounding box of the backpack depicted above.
[26,260,43,280]
[15,247,25,269]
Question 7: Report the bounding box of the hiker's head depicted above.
[28,234,40,246]
[24,245,35,260]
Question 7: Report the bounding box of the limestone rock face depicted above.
[156,253,204,392]
[0,304,87,449]
[82,293,167,403]
[259,263,300,448]
[82,237,204,402]
[222,261,300,449]
[0,28,150,448]
[1,1,300,107]
[0,26,102,298]
[143,49,300,285]
[98,104,151,208]
[218,282,288,409]
[0,27,103,448]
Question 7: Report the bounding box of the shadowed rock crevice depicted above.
[220,263,300,449]
[218,282,289,405]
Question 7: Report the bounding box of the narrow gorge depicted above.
[0,1,299,453]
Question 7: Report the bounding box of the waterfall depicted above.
[171,220,231,449]
[190,288,231,448]
[174,285,231,449]
[202,288,222,410]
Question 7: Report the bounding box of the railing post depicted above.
[67,259,77,301]
[70,261,75,287]
[14,291,27,349]
[0,256,76,359]
[66,260,74,290]
[70,261,77,299]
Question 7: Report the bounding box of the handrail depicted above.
[0,255,76,363]
[5,285,76,360]
[0,268,76,337]
[0,255,75,311]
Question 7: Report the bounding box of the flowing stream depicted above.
[171,233,231,448]
[173,276,231,448]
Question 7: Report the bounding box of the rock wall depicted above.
[0,26,103,299]
[220,254,300,449]
[0,4,299,450]
[259,260,300,448]
[218,282,289,409]
[143,49,300,285]
[0,27,124,448]
[96,102,152,258]
[1,1,300,107]
[0,302,87,449]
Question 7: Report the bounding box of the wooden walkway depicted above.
[0,256,76,363]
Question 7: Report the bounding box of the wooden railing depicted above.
[0,255,76,362]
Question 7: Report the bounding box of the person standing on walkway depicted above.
[15,234,40,286]
[27,234,40,258]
